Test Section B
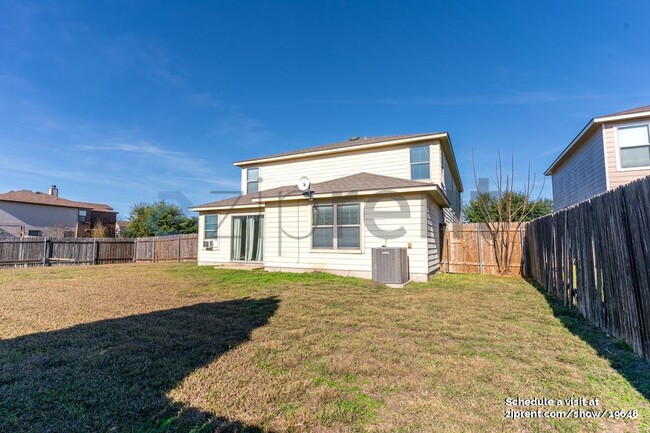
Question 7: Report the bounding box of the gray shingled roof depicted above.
[234,133,440,165]
[192,172,435,210]
[0,190,116,212]
[601,104,650,117]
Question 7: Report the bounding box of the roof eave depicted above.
[189,203,265,212]
[0,198,114,212]
[593,110,650,124]
[439,133,464,192]
[232,133,449,167]
[546,109,650,175]
[545,119,596,175]
[252,184,446,204]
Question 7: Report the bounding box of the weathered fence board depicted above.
[135,234,197,262]
[526,175,650,360]
[0,234,197,268]
[442,223,525,275]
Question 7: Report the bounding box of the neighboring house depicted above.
[191,133,463,282]
[0,186,118,238]
[546,104,650,211]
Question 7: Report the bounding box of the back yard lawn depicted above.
[0,263,649,433]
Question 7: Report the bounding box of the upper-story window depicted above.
[78,209,88,223]
[617,124,650,169]
[410,146,430,180]
[247,168,260,194]
[204,215,218,239]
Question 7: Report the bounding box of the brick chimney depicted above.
[48,185,58,197]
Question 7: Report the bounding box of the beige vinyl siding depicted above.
[441,150,461,222]
[197,210,264,265]
[551,129,607,210]
[426,197,443,275]
[241,141,443,192]
[197,212,230,264]
[603,121,650,189]
[263,193,431,281]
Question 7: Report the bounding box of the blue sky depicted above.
[1,1,649,217]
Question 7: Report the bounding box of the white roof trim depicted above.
[546,109,650,175]
[593,110,650,123]
[190,203,265,212]
[253,185,451,207]
[233,133,448,166]
[545,120,595,175]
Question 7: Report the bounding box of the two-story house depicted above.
[191,133,463,282]
[0,186,118,238]
[546,104,650,210]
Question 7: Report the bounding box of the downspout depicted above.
[296,200,300,264]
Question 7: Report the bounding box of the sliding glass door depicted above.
[231,215,264,261]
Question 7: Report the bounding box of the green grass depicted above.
[0,263,649,432]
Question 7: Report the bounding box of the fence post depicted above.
[133,239,137,263]
[42,237,49,267]
[477,225,483,275]
[152,238,156,263]
[92,239,97,265]
[519,225,525,276]
[177,236,181,263]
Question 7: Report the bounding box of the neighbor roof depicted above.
[233,132,463,192]
[0,190,116,213]
[545,104,650,175]
[191,172,447,210]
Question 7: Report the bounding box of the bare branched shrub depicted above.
[472,150,545,274]
[90,221,109,238]
[44,224,68,238]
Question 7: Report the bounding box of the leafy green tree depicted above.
[124,201,198,238]
[464,192,552,223]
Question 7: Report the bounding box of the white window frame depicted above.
[204,214,219,240]
[311,202,363,252]
[410,145,431,181]
[247,167,260,194]
[614,122,650,172]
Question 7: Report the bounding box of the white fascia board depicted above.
[189,204,265,212]
[545,120,595,175]
[594,111,650,124]
[233,133,448,167]
[253,185,451,207]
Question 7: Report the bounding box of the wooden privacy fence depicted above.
[0,234,197,268]
[134,234,198,262]
[526,175,650,360]
[442,223,525,275]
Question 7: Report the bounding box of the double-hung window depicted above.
[247,168,260,194]
[312,205,334,248]
[410,145,430,180]
[617,124,650,169]
[312,203,361,249]
[204,215,218,239]
[78,209,88,223]
[337,204,361,248]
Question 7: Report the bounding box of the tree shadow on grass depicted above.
[0,297,279,433]
[527,278,650,400]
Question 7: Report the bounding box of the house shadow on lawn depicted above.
[527,279,650,400]
[0,297,279,433]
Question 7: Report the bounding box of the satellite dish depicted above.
[297,176,311,192]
